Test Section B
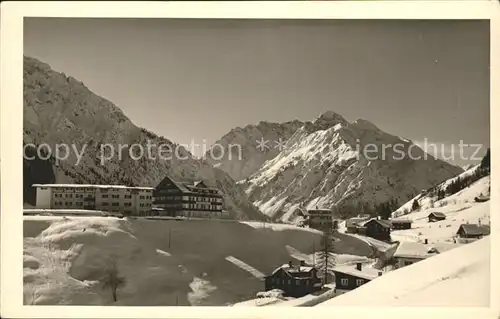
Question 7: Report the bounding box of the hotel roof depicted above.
[32,184,154,190]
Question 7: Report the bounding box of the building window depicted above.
[404,261,413,266]
[356,279,364,286]
[112,195,119,199]
[102,194,108,198]
[103,202,109,206]
[112,203,119,207]
[340,278,348,286]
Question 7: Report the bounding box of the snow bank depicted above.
[318,237,490,307]
[23,217,193,306]
[239,221,323,234]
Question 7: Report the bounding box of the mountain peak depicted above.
[314,111,347,124]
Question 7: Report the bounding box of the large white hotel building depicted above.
[33,184,153,216]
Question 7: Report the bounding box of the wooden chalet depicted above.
[332,263,381,294]
[363,218,391,241]
[456,224,490,239]
[264,261,322,298]
[390,219,412,230]
[428,212,446,222]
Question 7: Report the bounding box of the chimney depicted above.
[424,238,428,244]
[356,263,362,271]
[300,260,305,267]
[288,260,293,268]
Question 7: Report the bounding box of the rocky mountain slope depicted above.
[222,111,464,221]
[23,56,266,221]
[206,121,304,182]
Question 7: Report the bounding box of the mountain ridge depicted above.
[211,111,463,222]
[23,55,267,221]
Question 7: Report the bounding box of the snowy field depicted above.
[23,215,372,306]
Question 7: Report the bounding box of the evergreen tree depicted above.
[480,148,490,170]
[411,199,420,211]
[316,222,338,285]
[437,189,445,200]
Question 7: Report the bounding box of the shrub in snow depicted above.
[256,289,285,299]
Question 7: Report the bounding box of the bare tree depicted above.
[101,257,126,302]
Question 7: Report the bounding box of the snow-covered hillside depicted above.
[393,164,489,218]
[389,175,490,244]
[235,111,462,221]
[206,120,304,182]
[23,56,264,220]
[317,236,490,307]
[23,215,373,306]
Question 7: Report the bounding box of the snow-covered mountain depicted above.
[205,120,304,182]
[23,56,266,221]
[229,111,463,221]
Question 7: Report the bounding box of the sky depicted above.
[23,18,490,166]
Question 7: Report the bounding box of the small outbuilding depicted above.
[428,212,446,222]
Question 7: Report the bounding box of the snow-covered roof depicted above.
[331,263,381,281]
[32,184,153,190]
[457,224,490,236]
[393,241,463,259]
[393,242,437,259]
[270,264,316,278]
[318,237,490,307]
[345,217,368,228]
[363,218,392,229]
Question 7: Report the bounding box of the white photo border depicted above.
[1,1,499,318]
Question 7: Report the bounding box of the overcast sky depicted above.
[24,18,490,166]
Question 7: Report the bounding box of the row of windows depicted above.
[269,278,312,286]
[54,193,90,198]
[48,188,96,192]
[54,201,84,207]
[339,278,365,286]
[100,194,151,199]
[100,202,152,208]
[155,196,222,203]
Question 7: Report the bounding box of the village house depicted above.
[32,184,153,216]
[363,218,392,241]
[307,208,334,231]
[390,218,412,230]
[428,212,446,222]
[456,224,490,240]
[153,176,225,218]
[345,216,370,234]
[264,261,322,298]
[331,263,382,295]
[392,241,462,269]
